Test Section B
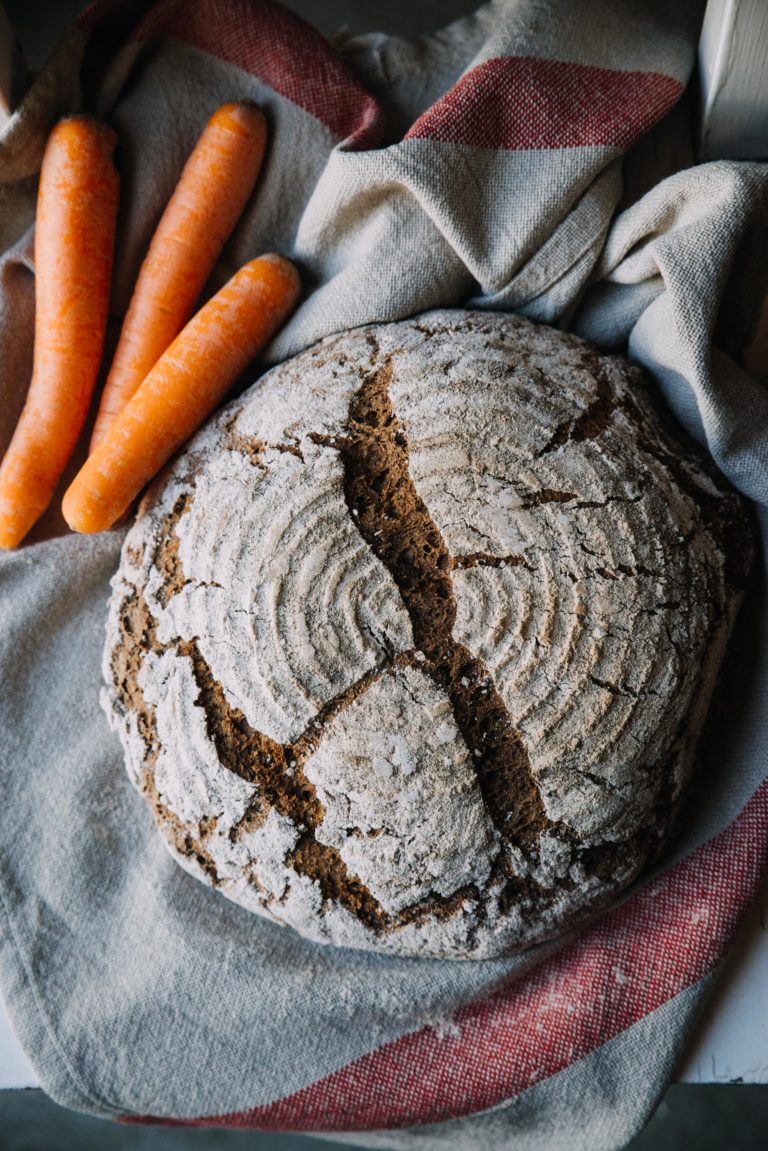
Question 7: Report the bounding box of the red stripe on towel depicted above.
[128,777,768,1131]
[405,57,682,151]
[131,0,384,148]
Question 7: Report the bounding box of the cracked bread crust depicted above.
[102,309,752,959]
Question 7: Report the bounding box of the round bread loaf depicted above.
[103,309,751,959]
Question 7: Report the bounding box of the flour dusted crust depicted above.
[103,310,751,959]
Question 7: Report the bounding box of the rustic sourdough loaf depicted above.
[103,310,751,959]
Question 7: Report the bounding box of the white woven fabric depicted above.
[1,2,766,1147]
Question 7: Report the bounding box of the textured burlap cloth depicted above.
[1,2,767,1148]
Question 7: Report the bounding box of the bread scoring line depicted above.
[315,332,554,854]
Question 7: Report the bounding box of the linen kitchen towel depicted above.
[1,2,767,1149]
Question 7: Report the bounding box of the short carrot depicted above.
[88,101,268,452]
[63,254,300,534]
[0,115,119,550]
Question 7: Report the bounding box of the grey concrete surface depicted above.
[3,1084,768,1150]
[3,0,481,70]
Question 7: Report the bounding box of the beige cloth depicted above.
[1,2,767,1149]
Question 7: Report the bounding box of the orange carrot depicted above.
[63,254,300,534]
[0,115,119,550]
[89,101,268,452]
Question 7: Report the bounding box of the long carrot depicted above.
[88,102,268,452]
[0,115,119,550]
[63,254,300,534]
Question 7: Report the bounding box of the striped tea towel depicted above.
[0,1,767,1148]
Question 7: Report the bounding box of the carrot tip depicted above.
[214,101,266,123]
[52,114,118,152]
[259,252,301,288]
[0,512,31,549]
